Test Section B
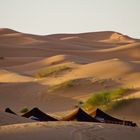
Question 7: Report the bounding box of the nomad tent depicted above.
[5,108,17,115]
[22,108,58,121]
[92,108,137,127]
[62,108,100,122]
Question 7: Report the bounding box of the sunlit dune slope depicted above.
[0,28,139,121]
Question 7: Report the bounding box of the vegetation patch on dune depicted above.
[49,79,75,92]
[20,107,29,113]
[83,87,129,110]
[36,65,71,78]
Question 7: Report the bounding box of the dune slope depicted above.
[0,28,140,127]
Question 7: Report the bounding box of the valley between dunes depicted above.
[0,28,140,140]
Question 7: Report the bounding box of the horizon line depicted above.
[0,27,139,39]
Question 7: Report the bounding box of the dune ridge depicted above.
[0,28,140,139]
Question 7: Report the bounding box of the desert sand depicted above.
[0,28,140,139]
[0,122,140,140]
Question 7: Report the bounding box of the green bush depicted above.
[86,91,111,106]
[20,107,29,113]
[85,87,128,108]
[109,87,127,99]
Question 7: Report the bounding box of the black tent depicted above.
[22,108,58,121]
[62,108,100,122]
[94,108,137,127]
[5,108,17,115]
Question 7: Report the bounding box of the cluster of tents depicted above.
[5,107,137,127]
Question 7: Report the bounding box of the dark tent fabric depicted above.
[94,108,137,127]
[62,108,100,122]
[95,108,124,122]
[22,108,58,121]
[5,108,17,115]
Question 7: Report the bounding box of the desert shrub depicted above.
[86,91,111,106]
[109,87,127,99]
[20,107,29,113]
[36,65,71,78]
[49,79,74,92]
[84,87,128,108]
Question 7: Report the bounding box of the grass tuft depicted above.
[36,65,71,78]
[84,87,128,109]
[49,79,75,92]
[20,107,29,113]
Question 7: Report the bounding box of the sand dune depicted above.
[0,28,140,139]
[45,59,139,87]
[0,57,43,68]
[0,28,19,35]
[109,97,140,126]
[101,32,135,43]
[0,28,46,45]
[8,55,84,72]
[0,110,33,126]
[0,70,33,83]
[0,122,140,140]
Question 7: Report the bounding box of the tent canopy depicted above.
[92,108,137,127]
[5,108,17,115]
[22,107,58,121]
[62,108,100,122]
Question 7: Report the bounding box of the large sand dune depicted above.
[0,28,140,139]
[0,122,140,140]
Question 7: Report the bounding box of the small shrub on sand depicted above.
[49,79,75,92]
[86,91,111,106]
[36,65,71,78]
[84,87,128,109]
[20,107,29,113]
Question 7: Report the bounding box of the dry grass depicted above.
[36,65,71,78]
[48,79,75,92]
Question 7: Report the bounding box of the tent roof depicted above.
[95,108,124,122]
[91,108,137,127]
[5,108,17,115]
[62,108,100,122]
[22,108,58,121]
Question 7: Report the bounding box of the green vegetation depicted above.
[84,87,128,109]
[36,65,71,78]
[86,91,111,106]
[49,79,75,92]
[20,107,29,113]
